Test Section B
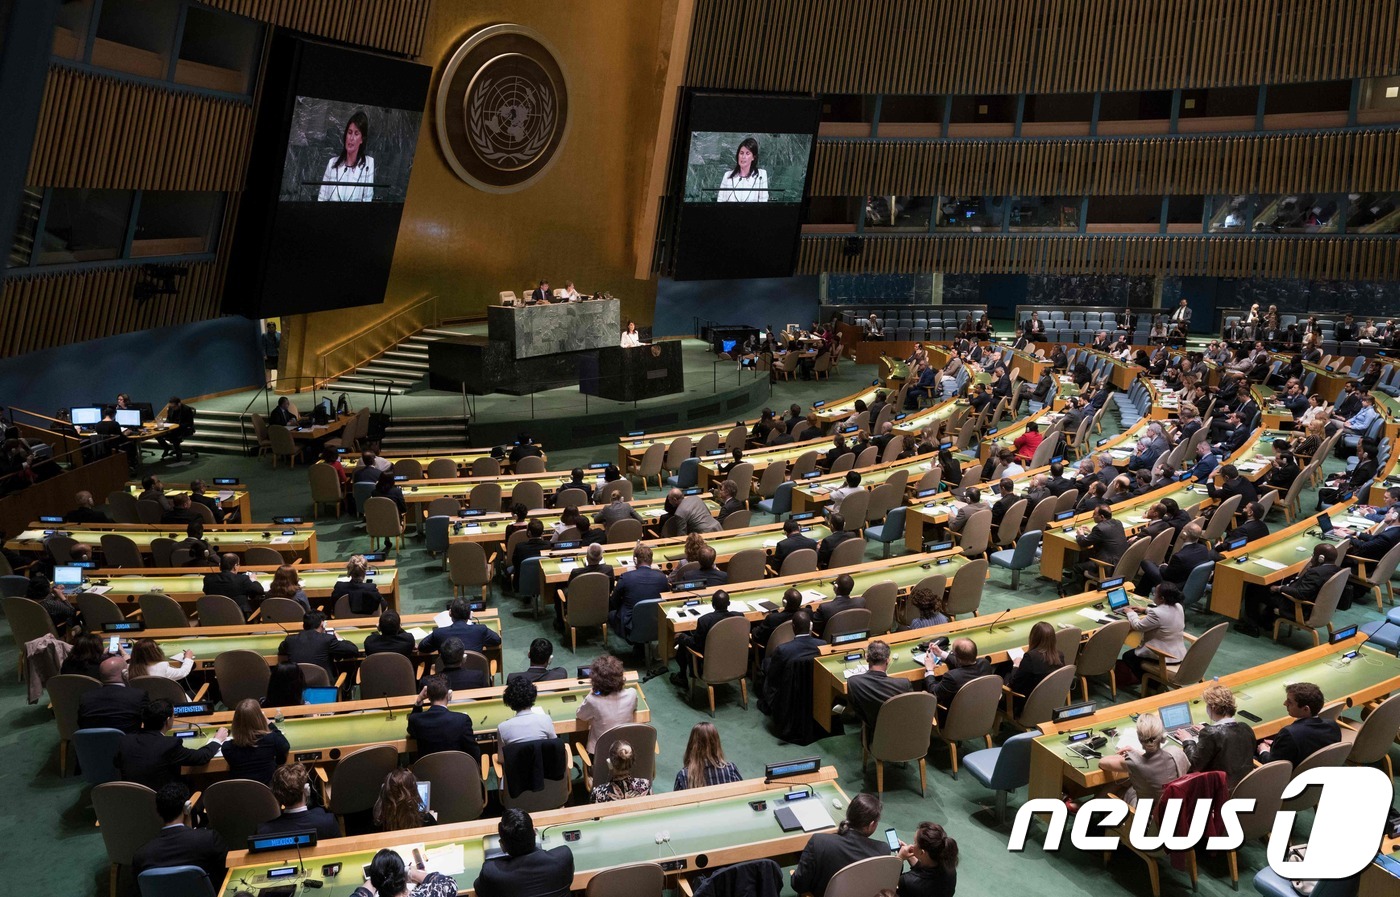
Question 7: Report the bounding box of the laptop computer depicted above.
[1315,513,1352,541]
[1159,700,1202,743]
[53,565,84,589]
[302,686,340,705]
[1104,586,1131,616]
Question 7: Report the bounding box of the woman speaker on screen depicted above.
[716,137,768,202]
[318,111,375,202]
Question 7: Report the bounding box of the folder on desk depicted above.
[774,799,835,833]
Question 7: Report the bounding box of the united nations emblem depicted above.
[436,25,570,193]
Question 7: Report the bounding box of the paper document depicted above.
[788,799,837,832]
[1116,729,1143,754]
[1078,608,1114,624]
[727,600,751,614]
[406,628,430,641]
[217,491,235,502]
[801,589,825,604]
[1344,517,1376,529]
[424,844,465,876]
[1007,647,1025,664]
[1252,558,1288,571]
[763,539,779,548]
[271,536,292,544]
[82,585,112,595]
[433,610,453,627]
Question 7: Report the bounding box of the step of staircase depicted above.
[379,415,471,452]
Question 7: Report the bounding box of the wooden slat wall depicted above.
[205,0,431,58]
[686,0,1400,93]
[811,129,1400,196]
[27,67,253,190]
[799,235,1400,280]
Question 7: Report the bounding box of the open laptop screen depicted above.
[1158,701,1192,731]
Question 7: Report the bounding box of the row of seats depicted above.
[832,307,987,326]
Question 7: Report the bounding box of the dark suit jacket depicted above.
[115,729,222,789]
[679,566,729,587]
[363,630,415,660]
[1351,524,1400,560]
[609,565,670,636]
[506,666,568,686]
[408,703,481,764]
[813,595,864,636]
[758,635,827,743]
[329,579,384,616]
[131,825,228,883]
[1160,542,1216,585]
[64,506,111,524]
[202,571,265,616]
[1208,476,1258,509]
[257,808,341,841]
[418,620,502,655]
[681,609,740,655]
[220,729,290,785]
[774,532,818,567]
[473,845,575,897]
[189,492,228,523]
[1077,519,1128,565]
[77,684,148,733]
[1259,716,1341,767]
[817,530,859,568]
[791,828,889,897]
[277,630,358,675]
[846,668,912,730]
[1280,562,1341,603]
[1223,519,1271,545]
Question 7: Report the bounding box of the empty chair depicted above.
[138,592,189,629]
[584,863,666,897]
[1220,760,1293,888]
[446,541,490,601]
[565,571,610,652]
[93,781,163,897]
[725,547,767,584]
[138,866,216,897]
[149,537,176,568]
[962,729,1038,823]
[129,675,196,706]
[134,501,164,526]
[244,546,285,567]
[426,496,461,518]
[988,529,1042,589]
[471,457,500,477]
[214,649,272,708]
[863,691,938,794]
[357,652,417,698]
[423,515,450,558]
[99,534,144,569]
[1280,742,1352,813]
[630,443,666,492]
[721,508,752,530]
[47,673,100,775]
[1340,692,1400,780]
[944,557,987,617]
[411,751,486,823]
[425,458,459,479]
[266,424,298,467]
[605,517,643,543]
[106,491,141,523]
[195,594,245,627]
[864,505,907,558]
[72,727,124,786]
[555,487,590,508]
[364,496,405,553]
[823,855,902,897]
[824,607,872,640]
[202,778,280,848]
[468,482,502,512]
[861,580,897,636]
[76,592,128,631]
[511,480,545,510]
[308,463,345,517]
[1075,619,1131,700]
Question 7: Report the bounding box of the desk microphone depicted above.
[985,608,1011,632]
[384,696,395,721]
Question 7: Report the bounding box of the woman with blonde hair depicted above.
[126,637,194,683]
[1098,711,1188,807]
[329,553,383,615]
[1292,416,1326,459]
[1184,683,1257,788]
[266,564,310,610]
[673,721,742,789]
[589,739,652,803]
[221,698,288,784]
[373,767,436,832]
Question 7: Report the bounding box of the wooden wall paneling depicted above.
[204,0,430,58]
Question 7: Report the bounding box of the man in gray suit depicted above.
[667,487,721,534]
[593,489,642,527]
[845,639,911,731]
[949,486,990,536]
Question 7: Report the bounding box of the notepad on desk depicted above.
[406,628,431,641]
[801,589,825,604]
[271,536,292,544]
[774,798,836,833]
[1252,558,1288,571]
[81,585,112,595]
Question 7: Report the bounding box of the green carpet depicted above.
[2,355,1396,897]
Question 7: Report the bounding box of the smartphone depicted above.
[884,828,900,852]
[107,636,120,654]
[1238,709,1263,723]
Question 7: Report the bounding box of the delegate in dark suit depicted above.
[1142,540,1215,590]
[928,657,992,727]
[567,563,614,590]
[329,579,384,615]
[257,808,341,841]
[791,828,888,897]
[115,729,222,789]
[132,825,228,883]
[773,531,817,567]
[812,594,864,636]
[473,844,575,897]
[77,684,149,733]
[608,565,669,639]
[202,571,265,616]
[418,620,502,656]
[1207,475,1258,509]
[816,530,859,568]
[277,629,358,676]
[846,668,912,731]
[1258,716,1341,767]
[1349,523,1400,561]
[506,666,569,686]
[758,634,827,744]
[407,704,481,764]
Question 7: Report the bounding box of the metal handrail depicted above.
[317,294,440,385]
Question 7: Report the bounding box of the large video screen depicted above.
[224,36,431,317]
[279,98,422,203]
[671,92,820,280]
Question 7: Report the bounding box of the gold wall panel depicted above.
[205,0,431,57]
[799,234,1400,281]
[293,0,679,369]
[27,66,253,190]
[686,0,1400,94]
[811,129,1400,196]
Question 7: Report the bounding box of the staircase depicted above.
[321,327,469,396]
[379,415,472,453]
[178,408,254,456]
[8,189,42,267]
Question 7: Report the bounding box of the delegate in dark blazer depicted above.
[407,704,482,764]
[790,827,888,896]
[1258,716,1340,767]
[116,727,223,789]
[202,569,265,616]
[608,559,669,639]
[773,527,818,567]
[258,808,341,841]
[418,614,503,656]
[329,578,384,615]
[845,668,912,731]
[132,824,228,883]
[78,683,149,733]
[277,617,358,676]
[473,844,575,897]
